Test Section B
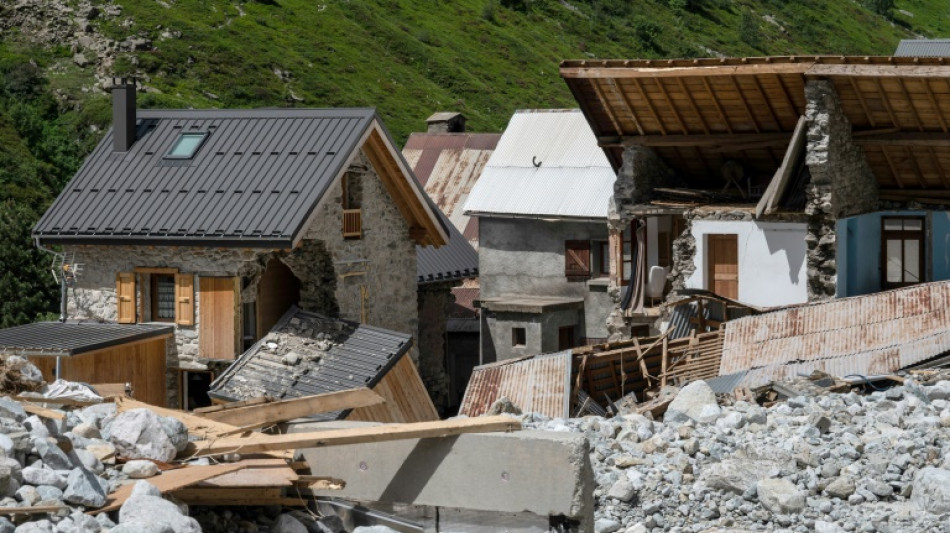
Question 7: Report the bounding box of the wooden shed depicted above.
[0,322,172,406]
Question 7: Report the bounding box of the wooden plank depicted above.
[598,131,791,148]
[560,62,814,79]
[853,132,950,146]
[197,465,297,488]
[22,403,65,421]
[194,396,272,414]
[95,462,253,513]
[201,388,385,428]
[91,383,127,399]
[759,115,807,217]
[347,355,439,423]
[170,487,305,506]
[186,415,521,457]
[11,395,101,407]
[0,505,66,515]
[808,64,950,78]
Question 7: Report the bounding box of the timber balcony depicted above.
[343,208,362,239]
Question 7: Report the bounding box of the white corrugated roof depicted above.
[463,109,615,218]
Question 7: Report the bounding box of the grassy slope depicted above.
[66,0,950,142]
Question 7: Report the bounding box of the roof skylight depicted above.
[165,132,208,159]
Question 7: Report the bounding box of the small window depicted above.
[151,274,176,322]
[166,132,208,159]
[512,327,526,347]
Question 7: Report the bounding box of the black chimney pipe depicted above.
[112,77,136,152]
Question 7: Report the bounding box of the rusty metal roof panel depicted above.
[459,350,571,418]
[719,282,950,382]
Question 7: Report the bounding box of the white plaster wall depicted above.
[685,220,808,307]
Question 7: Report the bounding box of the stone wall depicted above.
[803,80,879,301]
[417,282,456,413]
[62,149,422,406]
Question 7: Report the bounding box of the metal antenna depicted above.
[50,251,82,322]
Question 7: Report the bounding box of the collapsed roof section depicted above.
[34,108,448,248]
[561,56,950,209]
[209,306,437,422]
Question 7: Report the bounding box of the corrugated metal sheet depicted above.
[35,109,381,248]
[403,132,499,241]
[459,350,571,418]
[719,281,950,383]
[0,322,172,357]
[209,306,412,420]
[895,39,950,57]
[463,110,614,219]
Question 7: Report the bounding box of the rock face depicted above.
[665,380,721,424]
[911,467,950,514]
[108,409,179,462]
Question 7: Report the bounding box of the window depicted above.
[882,217,925,289]
[179,370,214,410]
[165,132,208,159]
[558,326,575,351]
[512,327,526,347]
[150,274,176,322]
[621,222,636,285]
[564,240,591,279]
[592,240,610,277]
[342,172,363,239]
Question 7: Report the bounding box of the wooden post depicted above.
[660,335,669,388]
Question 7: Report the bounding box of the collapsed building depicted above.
[560,56,950,339]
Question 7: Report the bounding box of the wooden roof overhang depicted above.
[561,56,950,197]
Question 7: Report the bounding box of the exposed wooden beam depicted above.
[630,78,667,135]
[873,77,901,128]
[848,77,877,128]
[199,388,384,429]
[750,75,783,131]
[701,77,733,134]
[597,132,792,148]
[922,79,948,133]
[929,147,950,189]
[773,74,800,118]
[590,78,625,136]
[853,132,950,146]
[605,78,646,136]
[807,64,950,78]
[896,77,925,132]
[726,76,761,133]
[879,188,950,198]
[560,62,814,79]
[654,78,689,134]
[677,78,710,134]
[903,145,927,189]
[880,147,905,189]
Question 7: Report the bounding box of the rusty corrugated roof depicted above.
[719,281,950,385]
[459,351,571,418]
[403,132,500,244]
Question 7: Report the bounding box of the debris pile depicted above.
[523,375,950,533]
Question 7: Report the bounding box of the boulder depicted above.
[665,381,721,424]
[12,519,53,533]
[122,460,159,479]
[63,468,106,508]
[756,478,806,514]
[273,513,309,533]
[606,477,637,502]
[824,476,855,499]
[108,409,178,462]
[912,467,950,514]
[33,439,73,470]
[701,459,778,495]
[22,467,66,490]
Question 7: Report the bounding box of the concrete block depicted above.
[293,422,594,531]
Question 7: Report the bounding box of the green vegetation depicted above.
[0,0,948,326]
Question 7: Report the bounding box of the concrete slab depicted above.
[293,422,593,531]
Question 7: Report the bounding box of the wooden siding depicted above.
[30,337,168,406]
[199,277,239,360]
[347,355,438,423]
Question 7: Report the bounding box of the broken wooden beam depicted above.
[185,415,522,457]
[22,403,66,421]
[193,395,272,415]
[199,388,384,429]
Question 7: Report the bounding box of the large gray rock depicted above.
[108,409,178,462]
[701,459,778,495]
[665,380,721,424]
[119,482,200,533]
[606,477,637,502]
[33,439,73,470]
[109,523,174,533]
[0,466,14,498]
[0,397,27,423]
[756,478,806,514]
[912,467,950,514]
[824,476,855,499]
[13,520,53,533]
[122,460,159,479]
[22,467,66,490]
[158,417,188,453]
[63,468,106,508]
[273,513,309,533]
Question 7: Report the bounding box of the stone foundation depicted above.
[803,80,878,301]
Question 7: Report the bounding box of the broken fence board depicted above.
[200,387,384,428]
[186,415,522,457]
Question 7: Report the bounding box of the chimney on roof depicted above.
[111,77,137,152]
[426,112,466,134]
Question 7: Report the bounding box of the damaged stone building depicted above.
[32,80,449,407]
[561,57,950,339]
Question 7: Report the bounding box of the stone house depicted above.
[32,80,448,407]
[463,109,616,362]
[561,56,950,339]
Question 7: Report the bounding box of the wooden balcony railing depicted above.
[343,208,362,239]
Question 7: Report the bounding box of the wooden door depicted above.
[706,234,739,299]
[199,277,239,360]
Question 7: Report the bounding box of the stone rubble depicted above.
[522,377,950,533]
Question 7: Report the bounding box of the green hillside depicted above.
[1,0,949,325]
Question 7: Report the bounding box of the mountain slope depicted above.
[1,0,949,325]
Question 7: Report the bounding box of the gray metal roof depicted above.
[208,307,412,420]
[34,108,380,248]
[463,109,615,219]
[0,322,173,357]
[895,39,950,57]
[416,208,478,284]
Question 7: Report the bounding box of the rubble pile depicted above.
[525,376,950,533]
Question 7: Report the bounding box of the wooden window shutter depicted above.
[565,240,591,278]
[174,273,195,326]
[116,272,136,324]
